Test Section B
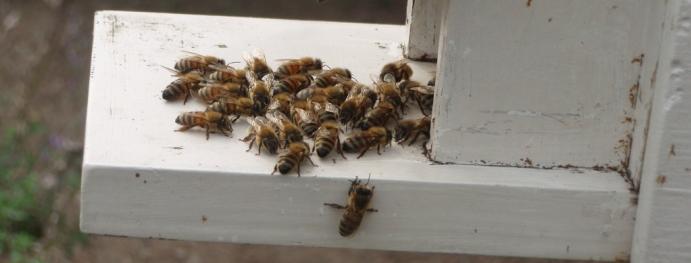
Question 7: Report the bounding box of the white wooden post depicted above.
[431,0,666,176]
[632,0,691,262]
[405,0,445,61]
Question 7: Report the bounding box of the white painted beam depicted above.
[405,0,444,61]
[632,0,691,262]
[431,0,666,171]
[81,11,635,261]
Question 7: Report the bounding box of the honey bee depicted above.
[266,110,304,148]
[291,108,319,138]
[323,176,378,237]
[174,51,226,74]
[276,57,324,77]
[394,116,431,146]
[162,69,204,104]
[356,100,398,130]
[380,59,413,82]
[271,141,316,176]
[339,86,377,127]
[313,102,340,124]
[376,76,405,114]
[297,85,347,106]
[314,68,352,87]
[408,85,435,116]
[197,82,245,103]
[314,120,346,159]
[207,97,254,122]
[242,49,272,79]
[175,111,233,140]
[208,64,247,84]
[268,92,293,117]
[241,117,280,155]
[342,126,392,159]
[246,72,271,115]
[271,74,312,95]
[397,80,422,103]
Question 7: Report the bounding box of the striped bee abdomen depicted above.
[338,210,364,236]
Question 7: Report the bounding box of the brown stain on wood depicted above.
[631,54,644,65]
[526,0,532,7]
[622,117,633,123]
[135,173,140,178]
[629,81,640,108]
[656,175,667,186]
[669,144,676,157]
[202,215,208,223]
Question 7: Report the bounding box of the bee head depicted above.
[314,59,323,70]
[385,129,393,145]
[175,115,183,124]
[316,147,330,158]
[217,58,226,66]
[288,133,303,145]
[394,125,408,142]
[264,137,279,154]
[344,69,352,79]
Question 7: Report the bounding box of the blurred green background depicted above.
[0,0,599,262]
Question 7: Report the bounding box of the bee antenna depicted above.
[366,173,371,184]
[323,64,331,70]
[226,61,241,65]
[160,65,180,76]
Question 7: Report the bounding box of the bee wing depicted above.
[410,86,435,95]
[275,58,298,62]
[242,51,253,66]
[208,64,236,73]
[246,71,259,87]
[296,108,318,123]
[296,87,315,100]
[382,73,396,84]
[160,65,182,76]
[262,73,276,87]
[324,102,340,115]
[266,110,290,129]
[252,48,267,63]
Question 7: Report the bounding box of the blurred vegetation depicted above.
[0,121,85,263]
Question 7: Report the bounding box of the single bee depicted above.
[266,110,304,148]
[397,80,422,103]
[394,116,431,146]
[268,92,293,117]
[246,71,271,115]
[271,74,312,95]
[380,60,413,82]
[342,126,392,159]
[324,176,378,237]
[271,141,316,176]
[291,108,319,138]
[276,57,324,77]
[242,49,272,79]
[241,117,280,155]
[197,82,245,103]
[314,120,346,159]
[162,69,204,104]
[175,111,233,140]
[339,86,377,127]
[427,76,435,86]
[356,100,398,130]
[313,102,340,124]
[297,85,347,105]
[207,97,254,122]
[408,85,434,116]
[208,64,247,84]
[314,68,352,87]
[376,75,405,114]
[174,51,226,74]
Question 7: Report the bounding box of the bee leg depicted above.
[256,142,262,156]
[205,126,211,140]
[245,138,256,152]
[306,155,317,167]
[377,144,382,155]
[409,131,421,146]
[175,125,193,132]
[232,115,241,123]
[271,165,278,175]
[356,146,370,159]
[183,91,191,105]
[416,99,429,116]
[296,161,302,177]
[366,208,379,213]
[219,128,230,137]
[323,203,346,209]
[336,139,347,160]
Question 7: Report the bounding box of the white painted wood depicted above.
[632,0,691,262]
[405,0,444,60]
[81,11,635,260]
[431,0,666,171]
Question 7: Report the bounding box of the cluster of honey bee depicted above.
[162,50,435,236]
